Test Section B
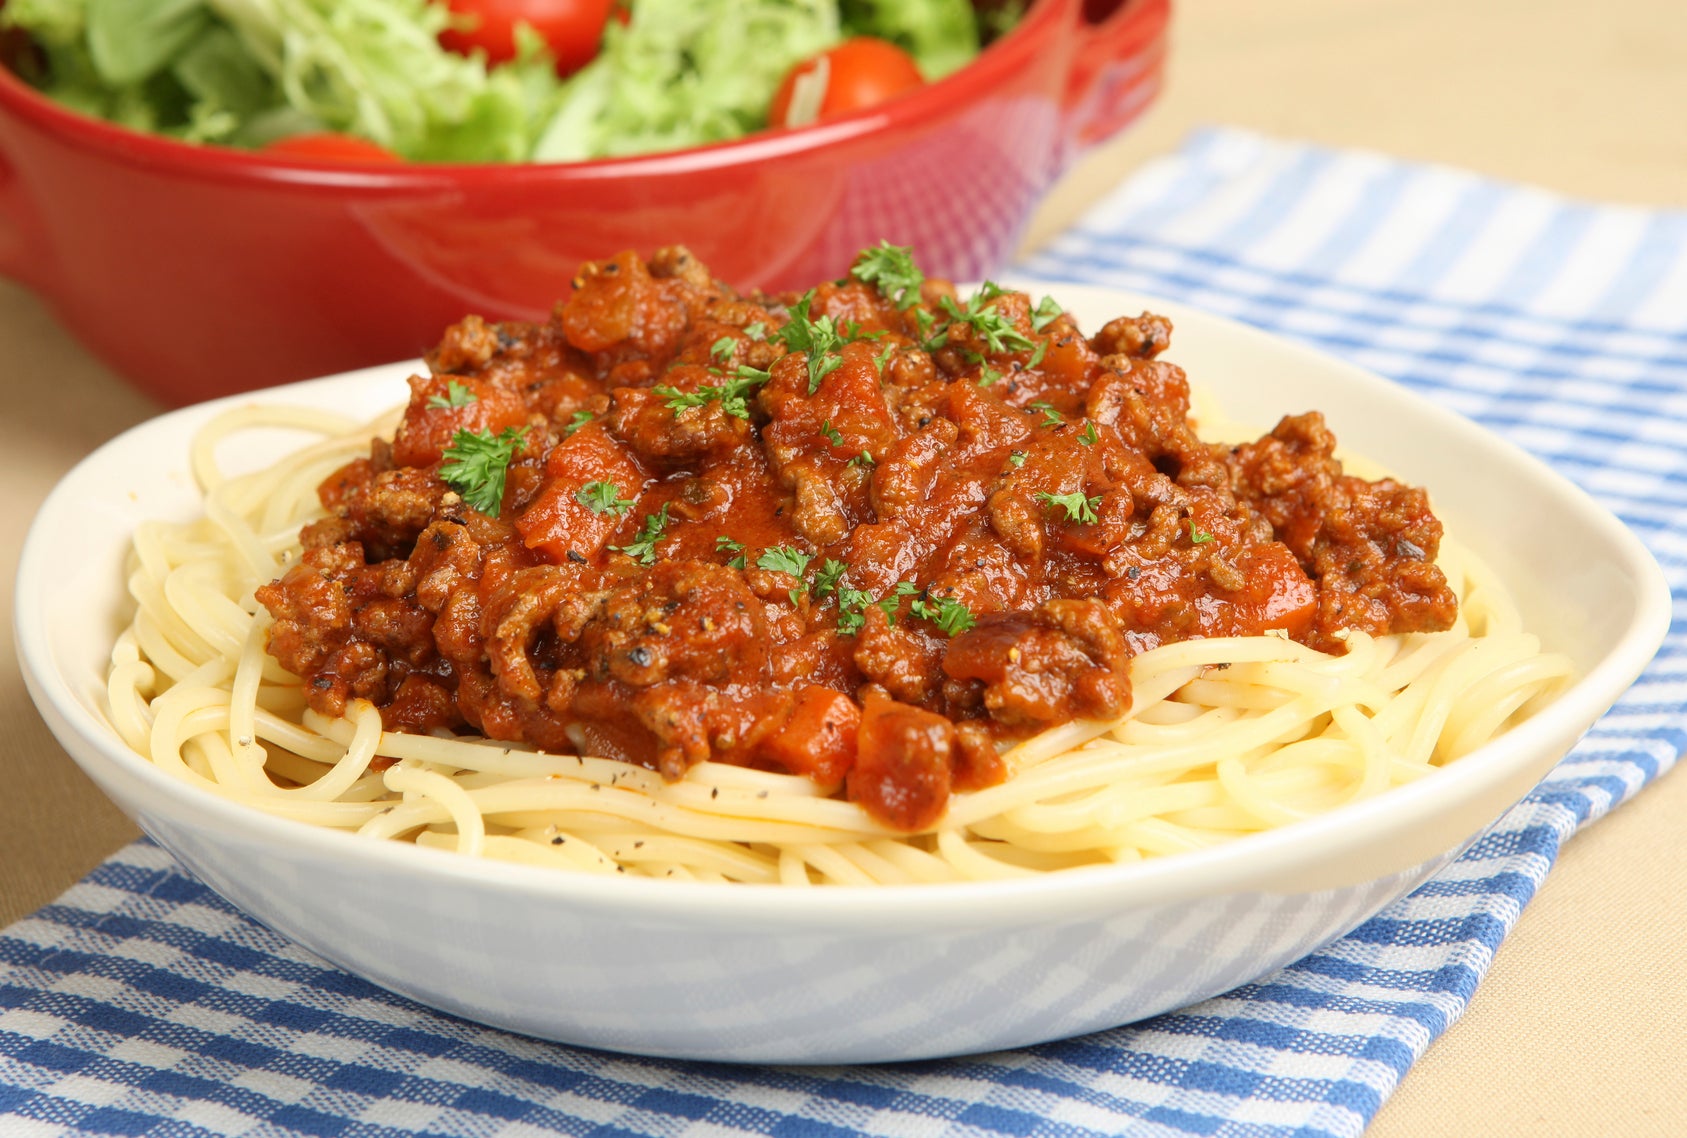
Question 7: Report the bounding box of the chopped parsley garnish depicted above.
[1078,420,1099,446]
[563,409,595,436]
[913,307,947,352]
[757,546,813,578]
[811,558,848,598]
[744,321,767,341]
[655,364,770,420]
[427,379,477,409]
[716,536,748,569]
[709,336,736,363]
[1029,400,1063,427]
[1026,339,1049,369]
[840,320,887,343]
[874,342,898,371]
[910,595,976,637]
[1031,295,1064,332]
[938,290,1036,354]
[876,581,921,620]
[575,481,636,516]
[835,587,876,635]
[613,505,670,565]
[1008,450,1027,468]
[829,580,973,637]
[776,291,846,394]
[850,241,926,310]
[850,450,876,468]
[819,419,844,447]
[1189,522,1215,545]
[1037,490,1101,525]
[978,364,1002,387]
[438,426,525,517]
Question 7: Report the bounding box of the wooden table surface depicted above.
[3,1,1684,1134]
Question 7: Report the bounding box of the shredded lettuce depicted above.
[534,0,841,162]
[1,0,1002,162]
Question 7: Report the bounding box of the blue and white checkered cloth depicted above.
[5,128,1684,1137]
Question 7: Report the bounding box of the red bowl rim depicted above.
[0,0,1102,188]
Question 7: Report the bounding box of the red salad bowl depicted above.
[0,0,1167,406]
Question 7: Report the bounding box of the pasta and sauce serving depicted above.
[106,246,1570,885]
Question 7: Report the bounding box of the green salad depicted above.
[0,0,1021,163]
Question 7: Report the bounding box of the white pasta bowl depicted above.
[16,286,1669,1064]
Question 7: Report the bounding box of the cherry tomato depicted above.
[769,38,925,129]
[260,134,403,163]
[437,0,615,76]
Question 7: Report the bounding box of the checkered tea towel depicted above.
[4,128,1683,1137]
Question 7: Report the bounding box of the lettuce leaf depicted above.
[87,0,211,86]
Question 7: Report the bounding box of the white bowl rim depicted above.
[16,285,1672,928]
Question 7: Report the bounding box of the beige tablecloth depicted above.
[5,1,1685,1133]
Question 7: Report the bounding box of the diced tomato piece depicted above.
[759,685,860,789]
[846,690,954,831]
[392,373,529,468]
[513,422,647,562]
[760,343,898,468]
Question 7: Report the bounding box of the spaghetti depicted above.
[105,398,1571,886]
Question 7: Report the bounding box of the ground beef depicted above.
[257,247,1457,830]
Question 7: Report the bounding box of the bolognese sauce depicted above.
[256,245,1457,831]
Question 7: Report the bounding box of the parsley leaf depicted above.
[913,307,947,352]
[850,241,926,310]
[939,291,1036,354]
[743,322,767,341]
[655,364,770,420]
[427,379,477,409]
[835,586,876,635]
[819,419,844,447]
[439,427,525,518]
[613,505,670,565]
[715,535,748,569]
[1026,339,1049,369]
[757,546,813,578]
[1031,295,1064,332]
[1029,400,1063,427]
[811,558,848,598]
[1008,450,1027,468]
[776,291,846,394]
[1078,420,1099,446]
[1189,521,1215,545]
[850,450,876,468]
[563,410,594,437]
[1037,490,1101,525]
[840,320,887,343]
[575,481,636,516]
[910,595,976,636]
[876,581,921,622]
[709,336,736,363]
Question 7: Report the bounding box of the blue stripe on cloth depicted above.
[5,128,1685,1137]
[1388,179,1510,297]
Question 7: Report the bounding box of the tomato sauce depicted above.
[257,247,1457,830]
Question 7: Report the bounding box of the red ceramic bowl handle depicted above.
[1061,0,1171,152]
